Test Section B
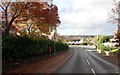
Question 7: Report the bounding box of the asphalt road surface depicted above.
[55,46,120,74]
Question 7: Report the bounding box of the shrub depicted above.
[64,43,69,50]
[98,43,117,51]
[55,41,69,51]
[98,36,110,44]
[76,44,80,45]
[83,42,88,45]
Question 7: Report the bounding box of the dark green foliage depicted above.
[2,35,49,61]
[83,42,88,45]
[55,41,69,51]
[98,36,110,44]
[2,35,69,61]
[58,39,62,42]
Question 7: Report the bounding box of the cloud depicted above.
[54,0,118,35]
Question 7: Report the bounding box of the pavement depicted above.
[54,46,120,74]
[95,51,120,66]
[3,49,73,74]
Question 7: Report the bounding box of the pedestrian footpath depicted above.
[95,52,120,66]
[3,49,73,74]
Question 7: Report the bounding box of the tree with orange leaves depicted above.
[0,2,28,35]
[16,2,60,37]
[0,1,60,37]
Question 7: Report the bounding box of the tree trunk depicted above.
[5,29,9,35]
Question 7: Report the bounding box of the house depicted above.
[67,38,81,45]
[103,38,119,47]
[48,28,59,41]
[112,29,120,48]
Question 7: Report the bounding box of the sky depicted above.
[53,0,119,35]
[0,0,119,35]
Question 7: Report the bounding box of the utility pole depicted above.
[82,35,83,46]
[97,25,98,50]
[53,28,56,56]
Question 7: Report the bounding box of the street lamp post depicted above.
[97,25,98,50]
[82,35,83,46]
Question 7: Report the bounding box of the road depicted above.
[55,46,120,74]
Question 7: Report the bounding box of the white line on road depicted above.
[86,59,90,65]
[91,68,96,75]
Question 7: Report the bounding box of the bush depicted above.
[83,42,88,45]
[76,44,80,45]
[98,36,110,44]
[55,41,69,51]
[98,43,117,51]
[2,35,69,61]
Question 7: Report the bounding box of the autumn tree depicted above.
[15,2,60,38]
[108,0,120,49]
[0,0,60,37]
[0,2,28,35]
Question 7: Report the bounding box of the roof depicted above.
[69,38,80,41]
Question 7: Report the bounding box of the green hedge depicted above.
[55,41,69,51]
[2,35,49,61]
[2,35,69,61]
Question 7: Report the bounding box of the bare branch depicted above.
[0,4,5,11]
[6,1,11,9]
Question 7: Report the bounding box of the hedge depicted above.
[55,41,69,51]
[82,42,88,45]
[2,35,69,61]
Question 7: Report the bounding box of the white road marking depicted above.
[86,59,90,65]
[91,68,96,75]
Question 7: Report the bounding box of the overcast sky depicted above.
[53,0,119,35]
